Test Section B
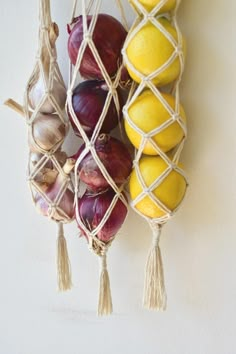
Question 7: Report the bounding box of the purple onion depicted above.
[72,134,132,191]
[68,80,121,137]
[68,14,127,79]
[77,189,128,243]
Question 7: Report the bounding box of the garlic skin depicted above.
[35,188,74,221]
[34,159,75,222]
[29,150,67,187]
[30,150,67,168]
[28,76,67,114]
[28,113,66,152]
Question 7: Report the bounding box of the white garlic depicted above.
[28,76,67,114]
[29,150,68,187]
[28,113,66,152]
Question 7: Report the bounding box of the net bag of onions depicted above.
[5,0,75,291]
[67,0,132,316]
[122,0,188,310]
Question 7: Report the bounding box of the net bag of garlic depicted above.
[122,0,188,310]
[67,0,132,316]
[5,0,74,291]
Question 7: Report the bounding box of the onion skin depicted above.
[77,189,128,243]
[68,14,127,79]
[120,67,132,89]
[68,80,121,137]
[73,134,132,191]
[28,113,66,152]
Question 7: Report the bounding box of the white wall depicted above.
[0,1,235,353]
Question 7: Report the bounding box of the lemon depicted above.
[125,90,186,155]
[126,18,184,86]
[129,156,186,218]
[130,0,176,13]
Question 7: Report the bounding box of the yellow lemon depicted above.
[129,156,187,218]
[130,0,176,13]
[125,90,186,155]
[126,18,184,86]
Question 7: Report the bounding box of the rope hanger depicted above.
[122,0,188,309]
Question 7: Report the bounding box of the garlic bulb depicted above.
[30,150,67,168]
[28,113,66,152]
[34,158,75,222]
[28,76,67,114]
[29,150,67,186]
[28,22,66,114]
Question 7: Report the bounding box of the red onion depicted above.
[72,134,132,191]
[68,14,127,79]
[77,189,127,243]
[68,80,121,137]
[35,159,75,222]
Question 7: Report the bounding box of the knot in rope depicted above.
[143,133,150,140]
[100,253,107,271]
[172,113,179,122]
[144,14,154,21]
[86,141,93,149]
[44,89,52,95]
[84,32,92,42]
[142,76,150,83]
[58,222,64,238]
[150,222,162,248]
[49,203,57,215]
[67,89,72,97]
[45,151,53,157]
[152,233,160,248]
[175,44,183,54]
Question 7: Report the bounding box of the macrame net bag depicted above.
[5,0,74,292]
[122,0,188,310]
[67,0,129,316]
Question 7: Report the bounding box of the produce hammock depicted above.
[122,0,188,310]
[67,0,130,316]
[5,0,74,291]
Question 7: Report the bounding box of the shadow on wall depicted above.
[179,0,228,232]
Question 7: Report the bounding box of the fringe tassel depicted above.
[57,222,72,291]
[143,224,167,310]
[98,253,113,316]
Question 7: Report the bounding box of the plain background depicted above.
[0,1,235,353]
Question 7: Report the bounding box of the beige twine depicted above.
[57,222,72,291]
[5,0,74,291]
[67,0,129,316]
[143,223,166,310]
[122,0,188,310]
[98,252,113,316]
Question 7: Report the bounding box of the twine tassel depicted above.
[57,222,72,291]
[143,225,167,310]
[98,254,113,316]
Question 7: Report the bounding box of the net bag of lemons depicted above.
[4,0,75,291]
[67,0,131,316]
[122,0,188,310]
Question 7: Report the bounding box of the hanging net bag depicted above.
[5,0,74,292]
[122,0,188,310]
[67,0,132,315]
